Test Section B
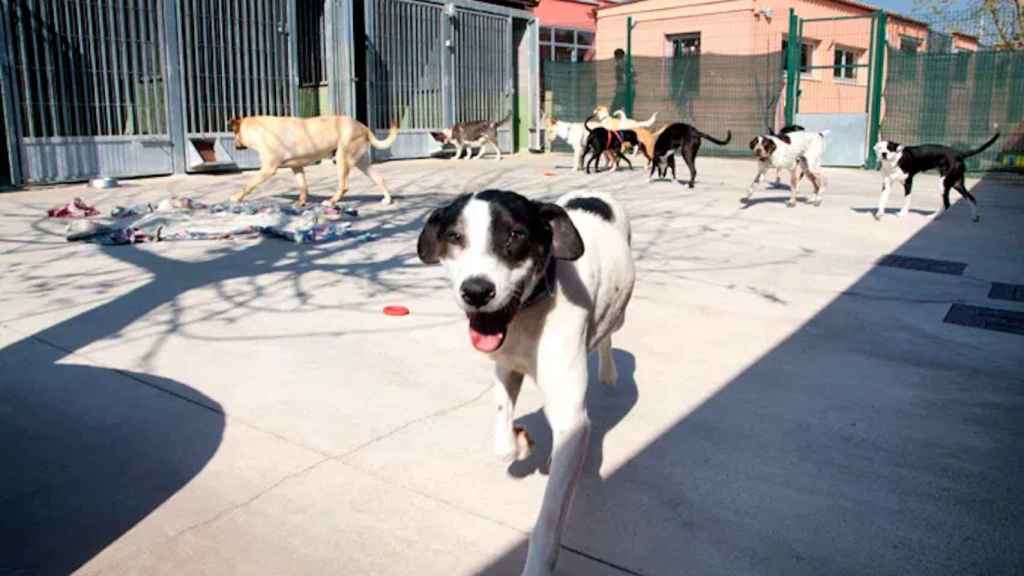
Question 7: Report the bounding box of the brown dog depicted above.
[632,126,658,169]
[228,116,398,206]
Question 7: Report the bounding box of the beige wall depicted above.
[594,0,934,115]
[595,0,757,59]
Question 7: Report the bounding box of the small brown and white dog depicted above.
[228,115,398,206]
[592,106,658,131]
[431,113,511,160]
[745,131,828,207]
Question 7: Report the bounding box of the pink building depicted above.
[592,0,978,114]
[533,0,625,62]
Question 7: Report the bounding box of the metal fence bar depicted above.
[270,0,280,113]
[11,3,31,139]
[149,0,166,133]
[46,1,71,137]
[256,0,267,114]
[126,0,141,134]
[219,0,230,124]
[161,0,185,172]
[119,0,134,135]
[106,0,124,134]
[226,0,236,120]
[0,0,25,183]
[288,0,298,116]
[239,1,249,118]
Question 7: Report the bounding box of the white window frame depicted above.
[539,26,595,63]
[833,46,861,84]
[782,37,818,80]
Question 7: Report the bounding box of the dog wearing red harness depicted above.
[582,116,634,174]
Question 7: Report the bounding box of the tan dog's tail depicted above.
[638,112,659,129]
[369,121,399,150]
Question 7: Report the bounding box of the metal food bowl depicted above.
[90,177,118,189]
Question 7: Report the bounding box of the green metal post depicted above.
[866,10,887,169]
[625,16,633,117]
[784,8,799,126]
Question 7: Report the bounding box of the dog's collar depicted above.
[521,257,557,310]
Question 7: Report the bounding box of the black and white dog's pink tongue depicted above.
[469,327,504,352]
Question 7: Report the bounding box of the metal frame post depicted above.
[528,17,540,151]
[287,0,299,116]
[866,10,887,169]
[441,5,454,128]
[325,0,354,116]
[625,16,633,118]
[162,0,187,174]
[0,0,24,185]
[784,8,799,126]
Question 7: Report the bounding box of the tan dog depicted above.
[228,116,398,206]
[632,126,658,168]
[592,105,658,131]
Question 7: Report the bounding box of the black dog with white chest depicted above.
[582,117,633,173]
[873,133,999,222]
[648,122,732,187]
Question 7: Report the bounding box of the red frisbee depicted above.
[543,171,558,176]
[383,305,410,316]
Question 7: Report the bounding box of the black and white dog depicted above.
[648,122,732,187]
[418,190,635,576]
[582,117,634,173]
[431,113,511,160]
[872,133,999,222]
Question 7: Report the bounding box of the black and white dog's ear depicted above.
[417,208,445,264]
[539,203,584,261]
[748,137,758,150]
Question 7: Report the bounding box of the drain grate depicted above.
[878,255,967,276]
[988,282,1024,303]
[944,304,1024,336]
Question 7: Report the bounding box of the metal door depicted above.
[177,0,297,170]
[364,0,446,159]
[452,8,512,152]
[787,10,885,167]
[364,0,518,160]
[1,0,174,183]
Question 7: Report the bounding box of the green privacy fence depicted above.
[881,48,1024,172]
[542,53,785,157]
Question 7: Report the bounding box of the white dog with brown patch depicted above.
[228,115,397,206]
[745,130,829,207]
[418,190,635,576]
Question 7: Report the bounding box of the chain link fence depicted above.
[542,52,785,157]
[881,48,1024,172]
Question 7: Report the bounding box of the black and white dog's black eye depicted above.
[445,230,463,244]
[508,228,528,241]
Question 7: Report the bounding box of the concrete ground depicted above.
[1,153,1022,576]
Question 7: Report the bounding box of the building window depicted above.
[668,32,701,56]
[833,47,859,81]
[782,39,813,77]
[667,33,700,95]
[900,36,922,53]
[538,26,594,63]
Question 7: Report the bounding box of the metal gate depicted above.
[785,9,886,167]
[0,0,532,183]
[453,8,511,149]
[177,0,297,171]
[1,0,175,183]
[364,0,529,159]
